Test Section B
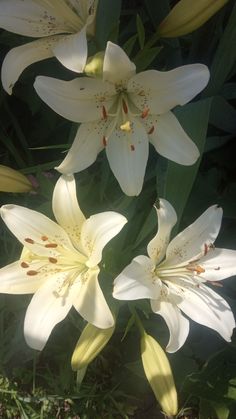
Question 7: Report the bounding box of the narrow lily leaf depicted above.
[136,14,145,50]
[209,96,236,134]
[203,3,236,96]
[164,98,211,228]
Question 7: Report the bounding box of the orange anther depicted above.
[102,105,107,119]
[122,99,128,114]
[25,238,35,244]
[21,261,29,268]
[141,108,149,118]
[27,270,38,276]
[49,257,58,264]
[45,243,58,248]
[41,235,48,241]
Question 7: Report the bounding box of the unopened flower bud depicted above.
[159,0,229,38]
[0,165,32,193]
[71,323,114,371]
[84,51,104,77]
[141,332,178,416]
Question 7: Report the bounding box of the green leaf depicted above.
[95,0,121,49]
[123,34,138,56]
[136,14,145,49]
[203,3,236,96]
[209,96,236,134]
[164,98,212,228]
[134,46,162,71]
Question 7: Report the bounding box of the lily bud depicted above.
[71,323,114,371]
[141,332,178,416]
[159,0,229,38]
[84,51,104,77]
[0,165,32,193]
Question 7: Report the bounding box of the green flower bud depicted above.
[0,165,32,193]
[84,51,105,77]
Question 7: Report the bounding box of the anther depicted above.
[204,243,208,256]
[41,235,48,241]
[148,126,154,135]
[130,144,135,151]
[49,257,58,264]
[122,99,128,114]
[21,262,29,268]
[27,270,38,276]
[102,136,107,147]
[102,105,107,120]
[25,238,35,244]
[141,108,149,118]
[45,243,58,248]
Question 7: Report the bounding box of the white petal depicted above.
[200,248,236,282]
[113,255,161,300]
[106,118,149,196]
[53,27,88,72]
[0,1,71,37]
[24,271,76,350]
[147,199,177,265]
[151,298,189,352]
[73,269,114,328]
[163,205,223,266]
[34,76,115,122]
[178,283,235,342]
[56,120,106,174]
[1,37,60,94]
[128,64,210,114]
[81,212,127,267]
[0,260,45,294]
[52,174,85,246]
[0,204,74,257]
[147,112,200,165]
[103,41,136,85]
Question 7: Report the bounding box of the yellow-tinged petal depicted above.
[141,332,178,416]
[71,323,115,370]
[159,0,229,38]
[0,165,32,193]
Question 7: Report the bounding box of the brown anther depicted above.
[204,243,208,256]
[148,126,154,135]
[102,105,107,120]
[141,108,149,118]
[122,99,128,114]
[25,238,35,244]
[27,270,38,276]
[41,235,48,241]
[45,243,58,248]
[138,90,145,96]
[21,261,29,268]
[49,257,58,264]
[130,144,135,151]
[102,136,107,147]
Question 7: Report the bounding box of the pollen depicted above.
[25,238,35,244]
[120,121,132,132]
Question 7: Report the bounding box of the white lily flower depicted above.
[0,0,98,94]
[113,199,236,352]
[34,42,210,196]
[0,174,127,351]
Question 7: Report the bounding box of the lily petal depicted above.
[103,41,136,85]
[178,283,235,342]
[34,76,115,122]
[151,297,189,352]
[200,248,236,282]
[1,36,61,94]
[128,64,210,114]
[164,205,223,266]
[0,1,71,37]
[24,271,76,350]
[106,118,149,196]
[53,27,88,73]
[0,204,74,257]
[52,174,85,245]
[0,260,45,294]
[73,269,114,328]
[56,120,106,174]
[81,212,127,267]
[113,255,161,300]
[147,199,177,265]
[147,112,200,165]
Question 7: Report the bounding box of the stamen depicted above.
[27,270,38,276]
[148,126,154,135]
[21,262,29,268]
[122,99,128,114]
[25,238,35,244]
[45,243,58,248]
[49,257,58,264]
[204,243,208,256]
[141,108,149,118]
[120,121,132,132]
[102,136,107,147]
[102,105,107,120]
[138,90,145,96]
[41,235,48,241]
[130,144,135,151]
[187,265,205,275]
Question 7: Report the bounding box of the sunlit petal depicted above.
[200,248,236,282]
[53,27,88,72]
[103,41,136,85]
[0,260,45,294]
